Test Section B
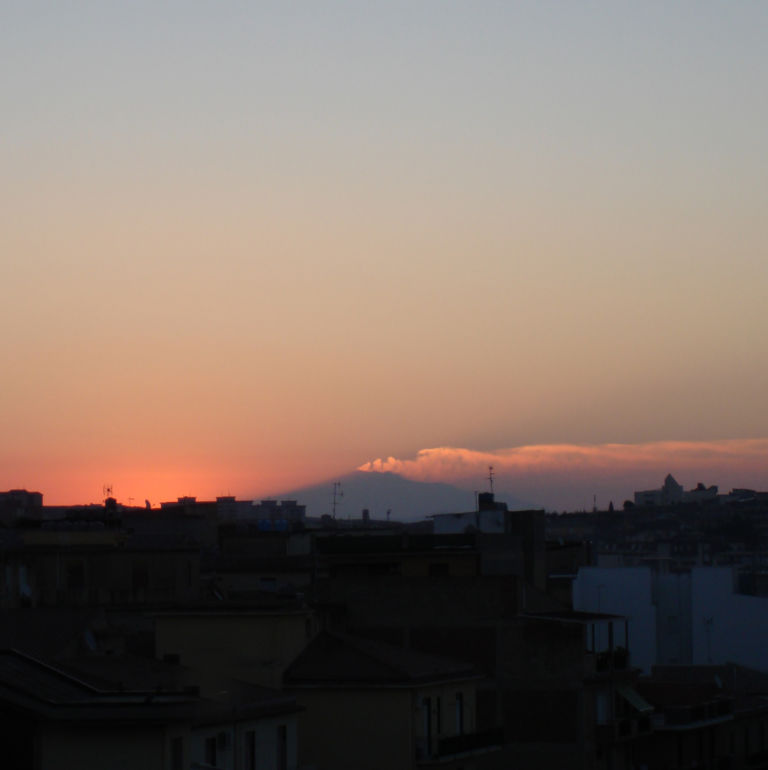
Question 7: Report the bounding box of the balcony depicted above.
[595,715,652,744]
[595,646,629,672]
[659,697,733,728]
[415,728,504,764]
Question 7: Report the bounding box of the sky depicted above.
[2,2,767,507]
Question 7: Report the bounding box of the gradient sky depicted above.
[2,2,767,506]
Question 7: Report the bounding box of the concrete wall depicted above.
[155,611,314,689]
[654,571,692,665]
[290,682,476,770]
[39,725,166,770]
[292,688,412,770]
[399,553,479,577]
[691,567,768,670]
[40,716,297,770]
[192,716,297,770]
[315,575,521,629]
[432,511,506,534]
[13,547,199,608]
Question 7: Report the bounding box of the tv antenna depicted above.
[488,466,495,495]
[103,483,113,501]
[331,482,343,519]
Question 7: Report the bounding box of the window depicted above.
[596,691,609,725]
[456,692,464,735]
[422,697,432,756]
[171,737,183,770]
[244,730,256,770]
[205,736,217,767]
[260,576,277,592]
[276,725,287,770]
[67,562,85,591]
[132,563,149,592]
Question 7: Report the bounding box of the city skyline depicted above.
[7,437,768,514]
[3,3,767,507]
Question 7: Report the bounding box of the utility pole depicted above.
[331,482,343,519]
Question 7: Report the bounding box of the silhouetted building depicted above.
[0,648,300,770]
[0,490,43,524]
[635,474,685,507]
[284,631,499,770]
[635,664,768,770]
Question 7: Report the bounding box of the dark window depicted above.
[171,737,183,770]
[132,563,149,592]
[67,562,85,591]
[244,730,256,770]
[155,561,175,592]
[260,576,277,591]
[205,736,217,767]
[423,697,432,756]
[276,724,287,770]
[456,692,464,734]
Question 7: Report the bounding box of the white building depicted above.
[573,566,768,673]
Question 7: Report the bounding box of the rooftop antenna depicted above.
[331,482,343,519]
[103,483,113,501]
[488,466,495,495]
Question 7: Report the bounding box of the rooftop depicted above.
[284,631,479,688]
[0,649,298,724]
[522,610,626,624]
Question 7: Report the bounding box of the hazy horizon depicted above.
[10,437,768,513]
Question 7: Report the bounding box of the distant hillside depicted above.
[271,471,533,521]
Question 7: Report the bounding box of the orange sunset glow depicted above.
[2,4,768,509]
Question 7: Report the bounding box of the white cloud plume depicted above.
[359,440,768,509]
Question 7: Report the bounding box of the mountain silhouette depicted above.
[270,471,533,521]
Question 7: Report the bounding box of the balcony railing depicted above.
[416,728,504,762]
[438,727,503,756]
[595,715,652,744]
[663,698,733,726]
[595,647,629,672]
